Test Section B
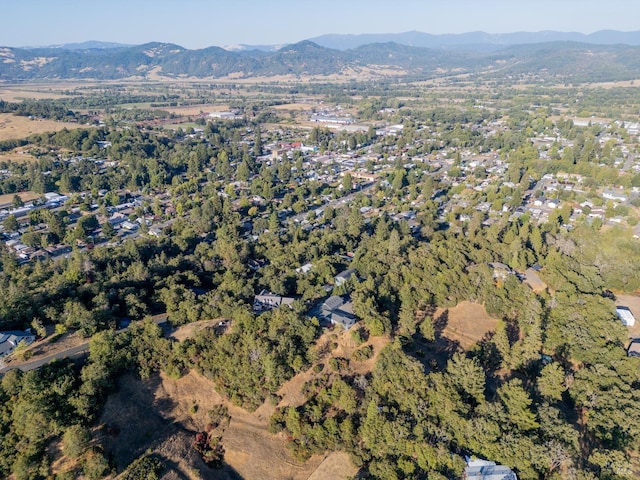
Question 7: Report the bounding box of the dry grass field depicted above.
[0,190,41,206]
[0,113,89,141]
[0,87,68,102]
[0,150,39,163]
[163,104,228,115]
[435,301,498,350]
[86,321,378,480]
[97,370,356,480]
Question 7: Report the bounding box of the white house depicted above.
[616,307,636,327]
[465,458,517,480]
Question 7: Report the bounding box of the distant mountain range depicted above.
[2,33,640,83]
[22,41,133,51]
[307,30,640,51]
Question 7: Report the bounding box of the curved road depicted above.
[0,314,168,376]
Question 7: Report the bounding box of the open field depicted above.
[0,190,42,206]
[0,150,39,163]
[0,87,69,102]
[0,113,89,141]
[435,301,498,350]
[272,103,314,111]
[164,104,229,115]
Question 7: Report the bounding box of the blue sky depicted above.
[2,0,639,48]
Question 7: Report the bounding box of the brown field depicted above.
[97,370,356,480]
[0,87,68,102]
[163,104,229,116]
[435,301,498,350]
[0,113,90,141]
[272,103,314,111]
[307,452,358,480]
[168,318,228,342]
[0,190,41,206]
[0,150,39,163]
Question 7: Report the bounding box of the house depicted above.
[295,262,313,274]
[602,189,627,202]
[253,290,295,312]
[121,221,139,231]
[489,262,513,280]
[334,268,358,287]
[616,306,636,327]
[0,330,36,358]
[319,296,357,330]
[464,458,517,480]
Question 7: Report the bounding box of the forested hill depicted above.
[2,40,640,83]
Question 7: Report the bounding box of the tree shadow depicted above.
[157,452,245,480]
[98,373,246,479]
[433,309,449,340]
[405,309,461,372]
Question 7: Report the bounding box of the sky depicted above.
[2,0,640,49]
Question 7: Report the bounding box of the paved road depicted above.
[0,314,168,376]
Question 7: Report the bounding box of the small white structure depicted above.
[616,307,636,327]
[465,458,517,480]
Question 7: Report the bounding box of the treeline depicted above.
[0,99,82,122]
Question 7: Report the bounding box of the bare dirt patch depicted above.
[307,451,359,480]
[435,301,499,350]
[168,318,227,342]
[0,113,90,141]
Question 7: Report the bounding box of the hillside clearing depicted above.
[99,370,356,480]
[435,301,499,350]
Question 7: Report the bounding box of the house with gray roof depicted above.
[0,330,36,358]
[319,295,357,330]
[253,290,295,313]
[334,268,358,287]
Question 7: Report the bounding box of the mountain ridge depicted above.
[2,39,640,83]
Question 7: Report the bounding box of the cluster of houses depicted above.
[252,266,360,330]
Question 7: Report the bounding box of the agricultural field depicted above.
[0,113,89,141]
